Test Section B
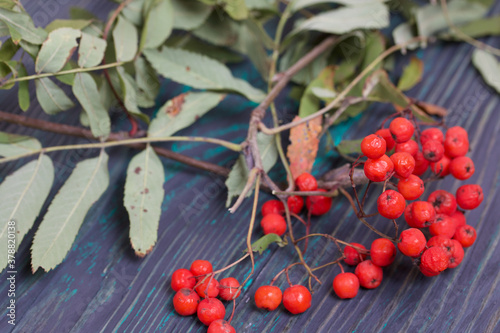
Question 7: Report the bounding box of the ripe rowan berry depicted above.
[355,260,383,289]
[197,298,226,326]
[218,277,241,301]
[390,152,415,179]
[454,225,477,247]
[306,189,332,216]
[450,210,466,228]
[171,269,196,292]
[254,285,282,311]
[420,128,444,145]
[196,276,220,298]
[389,117,414,143]
[430,155,451,177]
[412,151,429,176]
[444,133,469,158]
[397,174,424,200]
[446,126,468,139]
[333,273,360,299]
[287,195,304,214]
[282,285,312,314]
[296,173,318,192]
[427,235,454,259]
[456,184,483,210]
[377,190,406,219]
[262,200,285,216]
[173,288,200,316]
[448,239,465,269]
[422,140,444,162]
[419,247,449,276]
[449,156,475,180]
[375,128,396,150]
[395,140,419,156]
[208,320,236,333]
[364,155,394,182]
[429,214,457,239]
[261,213,287,236]
[404,201,436,228]
[343,243,367,266]
[190,260,213,277]
[398,228,426,257]
[361,134,387,159]
[370,238,397,267]
[427,190,457,215]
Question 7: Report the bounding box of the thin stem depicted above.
[273,189,339,197]
[228,168,259,214]
[212,254,250,276]
[294,233,368,254]
[270,262,303,286]
[311,258,344,272]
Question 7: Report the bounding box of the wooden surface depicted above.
[1,2,500,333]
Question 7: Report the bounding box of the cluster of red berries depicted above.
[254,284,312,314]
[171,259,240,332]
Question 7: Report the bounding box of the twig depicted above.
[228,168,259,214]
[319,97,365,138]
[272,189,339,197]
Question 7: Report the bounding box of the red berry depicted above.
[427,235,455,259]
[419,247,449,276]
[449,156,475,180]
[364,155,394,182]
[190,260,213,277]
[454,225,477,247]
[395,140,419,156]
[450,211,466,228]
[448,239,465,269]
[333,273,360,299]
[404,201,436,228]
[447,126,468,139]
[355,260,383,289]
[370,238,397,267]
[171,269,196,292]
[343,243,367,266]
[427,190,457,215]
[262,200,285,216]
[173,288,200,316]
[377,190,406,219]
[196,277,220,298]
[422,140,444,162]
[430,155,451,177]
[282,285,312,314]
[361,134,387,159]
[412,151,429,176]
[296,173,318,192]
[456,184,483,210]
[444,133,469,158]
[398,228,426,257]
[261,213,287,236]
[218,277,241,301]
[305,189,332,216]
[254,285,282,311]
[390,152,415,179]
[397,174,424,200]
[389,117,414,143]
[429,214,457,239]
[208,320,236,333]
[375,128,396,150]
[197,298,226,326]
[420,128,444,145]
[287,195,304,214]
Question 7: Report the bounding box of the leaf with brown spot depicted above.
[287,115,322,180]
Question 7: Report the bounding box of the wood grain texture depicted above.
[0,2,499,333]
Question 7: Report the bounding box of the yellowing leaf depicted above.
[287,115,322,180]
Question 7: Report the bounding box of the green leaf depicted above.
[440,15,500,39]
[17,63,30,111]
[232,21,270,79]
[0,8,47,44]
[172,0,212,30]
[113,15,138,62]
[141,0,173,50]
[72,73,111,138]
[78,33,107,68]
[35,28,81,73]
[245,0,276,11]
[0,132,41,157]
[144,46,266,102]
[336,139,362,156]
[0,38,19,61]
[148,92,225,137]
[135,56,160,108]
[299,66,335,118]
[124,145,165,257]
[0,155,54,272]
[225,132,278,206]
[31,151,109,272]
[167,35,244,64]
[292,0,384,11]
[193,12,239,46]
[55,60,77,85]
[392,22,419,50]
[221,0,249,20]
[0,0,16,10]
[116,66,150,123]
[45,19,92,33]
[249,234,285,254]
[122,0,147,26]
[35,78,75,115]
[472,49,500,93]
[18,40,40,59]
[397,57,423,91]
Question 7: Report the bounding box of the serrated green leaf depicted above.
[55,60,77,86]
[0,38,19,61]
[116,66,150,123]
[249,234,285,254]
[35,28,81,73]
[172,0,212,30]
[35,78,74,114]
[73,73,111,138]
[222,0,249,20]
[440,15,500,40]
[141,0,173,50]
[299,66,336,118]
[398,57,423,91]
[144,46,265,102]
[472,49,500,93]
[45,19,91,33]
[31,151,109,272]
[0,8,47,44]
[167,35,244,64]
[336,139,362,156]
[99,76,116,111]
[18,40,40,59]
[0,59,16,79]
[232,21,270,79]
[122,0,146,26]
[148,92,225,137]
[135,56,159,108]
[113,15,138,62]
[193,12,239,46]
[0,132,41,157]
[0,155,54,272]
[225,132,278,206]
[17,63,29,111]
[124,145,165,257]
[69,7,98,20]
[78,33,107,68]
[292,0,386,11]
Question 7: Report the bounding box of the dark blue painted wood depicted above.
[1,1,500,332]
